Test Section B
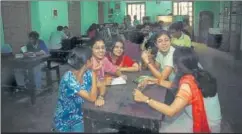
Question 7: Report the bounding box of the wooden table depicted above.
[83,71,167,133]
[2,54,50,104]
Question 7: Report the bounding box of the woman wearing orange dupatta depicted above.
[106,38,139,72]
[133,47,221,133]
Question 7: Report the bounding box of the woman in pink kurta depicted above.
[91,56,118,81]
[88,36,127,106]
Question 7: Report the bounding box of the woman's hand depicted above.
[138,78,156,88]
[141,50,150,64]
[92,62,102,71]
[95,96,105,107]
[117,66,122,71]
[105,77,113,85]
[77,65,89,83]
[133,89,149,103]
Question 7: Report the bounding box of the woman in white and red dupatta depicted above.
[133,47,221,133]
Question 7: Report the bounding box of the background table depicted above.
[2,54,50,104]
[83,71,168,133]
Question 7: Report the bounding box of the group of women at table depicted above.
[52,22,222,133]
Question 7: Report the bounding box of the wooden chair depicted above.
[41,59,61,89]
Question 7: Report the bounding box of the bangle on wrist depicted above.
[145,97,151,104]
[98,95,104,100]
[155,79,159,84]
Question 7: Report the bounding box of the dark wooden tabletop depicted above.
[49,49,72,53]
[2,54,50,69]
[83,71,167,121]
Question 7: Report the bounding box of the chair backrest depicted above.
[61,39,72,50]
[99,28,112,43]
[1,44,13,54]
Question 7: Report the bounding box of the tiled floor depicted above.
[1,47,242,132]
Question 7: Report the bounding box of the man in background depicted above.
[49,25,68,50]
[63,26,71,38]
[169,22,192,48]
[133,15,140,27]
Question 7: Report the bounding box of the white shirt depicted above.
[49,31,68,49]
[155,46,176,81]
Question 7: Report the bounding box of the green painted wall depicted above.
[103,1,126,24]
[193,1,221,36]
[1,1,221,48]
[80,1,98,35]
[30,1,69,46]
[39,1,68,44]
[30,1,98,39]
[103,1,172,24]
[30,1,41,33]
[145,1,172,22]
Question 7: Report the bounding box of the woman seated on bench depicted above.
[106,37,139,72]
[53,47,105,132]
[86,36,127,106]
[133,47,221,133]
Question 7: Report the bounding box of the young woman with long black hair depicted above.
[133,47,221,133]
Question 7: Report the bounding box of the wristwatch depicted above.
[145,97,151,104]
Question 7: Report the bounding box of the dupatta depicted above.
[179,74,211,133]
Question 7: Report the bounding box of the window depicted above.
[173,2,193,26]
[127,3,145,25]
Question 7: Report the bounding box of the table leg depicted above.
[26,68,36,105]
[46,69,52,91]
[46,60,53,90]
[83,110,94,132]
[56,66,60,83]
[47,59,53,68]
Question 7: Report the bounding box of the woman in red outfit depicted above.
[106,38,139,72]
[133,47,221,133]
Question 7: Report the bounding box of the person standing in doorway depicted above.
[133,15,140,27]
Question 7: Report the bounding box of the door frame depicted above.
[1,1,31,53]
[98,1,104,24]
[198,11,214,38]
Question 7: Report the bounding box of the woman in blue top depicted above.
[53,47,99,132]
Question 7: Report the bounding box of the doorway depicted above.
[68,1,81,36]
[199,11,214,44]
[1,1,31,53]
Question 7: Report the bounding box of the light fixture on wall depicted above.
[52,9,58,18]
[156,0,161,4]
